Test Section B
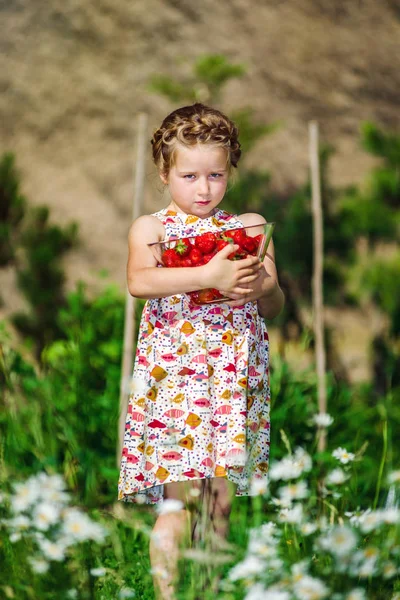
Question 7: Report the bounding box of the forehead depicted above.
[173,143,228,171]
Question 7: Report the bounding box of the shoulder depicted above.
[238,212,267,227]
[128,214,165,246]
[240,212,277,264]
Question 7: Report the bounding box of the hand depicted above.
[221,264,276,307]
[202,243,263,297]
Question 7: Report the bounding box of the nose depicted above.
[197,176,210,193]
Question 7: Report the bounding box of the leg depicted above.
[191,478,236,548]
[149,478,236,599]
[149,507,190,600]
[149,482,197,600]
[190,478,236,595]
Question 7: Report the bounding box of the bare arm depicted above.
[126,215,263,299]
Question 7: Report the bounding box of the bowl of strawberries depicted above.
[148,222,275,305]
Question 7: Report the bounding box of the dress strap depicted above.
[151,208,183,239]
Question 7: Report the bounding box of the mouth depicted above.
[196,200,211,206]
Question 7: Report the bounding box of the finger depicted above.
[232,286,253,296]
[236,267,262,281]
[220,289,250,300]
[236,255,262,268]
[238,273,260,284]
[237,263,263,276]
[216,243,239,258]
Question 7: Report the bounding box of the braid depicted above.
[151,103,241,176]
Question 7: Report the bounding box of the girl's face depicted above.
[160,143,229,218]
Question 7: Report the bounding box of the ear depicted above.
[159,171,168,185]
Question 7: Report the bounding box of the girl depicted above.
[118,103,285,599]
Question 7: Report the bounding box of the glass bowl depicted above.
[148,222,276,305]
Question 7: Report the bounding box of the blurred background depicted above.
[1,2,400,598]
[1,0,400,385]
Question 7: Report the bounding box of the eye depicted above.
[183,174,195,179]
[210,173,222,178]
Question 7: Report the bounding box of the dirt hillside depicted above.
[1,0,399,381]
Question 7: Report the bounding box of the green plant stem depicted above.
[373,419,388,510]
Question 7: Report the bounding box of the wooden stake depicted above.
[117,113,148,466]
[309,121,328,452]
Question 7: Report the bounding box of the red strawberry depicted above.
[189,247,203,266]
[194,232,217,254]
[229,228,247,246]
[175,239,191,257]
[215,238,238,259]
[241,235,257,254]
[162,248,180,267]
[180,257,193,267]
[188,291,201,304]
[198,289,218,303]
[215,239,229,251]
[202,251,216,264]
[253,234,263,248]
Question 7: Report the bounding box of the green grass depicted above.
[0,285,399,599]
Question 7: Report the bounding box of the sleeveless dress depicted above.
[118,207,271,505]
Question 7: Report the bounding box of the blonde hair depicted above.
[151,103,241,178]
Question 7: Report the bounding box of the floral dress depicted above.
[118,207,271,505]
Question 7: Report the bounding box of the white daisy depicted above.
[345,589,367,600]
[28,557,49,574]
[293,575,329,599]
[383,561,398,579]
[62,508,107,543]
[291,560,309,578]
[156,499,184,515]
[299,522,318,536]
[90,567,106,577]
[6,515,31,531]
[38,538,67,562]
[317,525,357,557]
[325,468,349,485]
[11,479,41,512]
[332,447,355,464]
[246,585,291,600]
[278,503,303,524]
[119,587,136,598]
[250,477,269,496]
[269,458,303,481]
[380,507,400,525]
[312,413,334,427]
[387,470,400,485]
[228,555,265,581]
[34,472,66,493]
[271,496,293,509]
[269,448,312,482]
[358,510,383,533]
[293,447,313,473]
[278,481,309,503]
[33,502,61,531]
[259,522,279,539]
[248,537,278,559]
[357,559,378,578]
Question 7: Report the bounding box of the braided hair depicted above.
[151,103,241,178]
